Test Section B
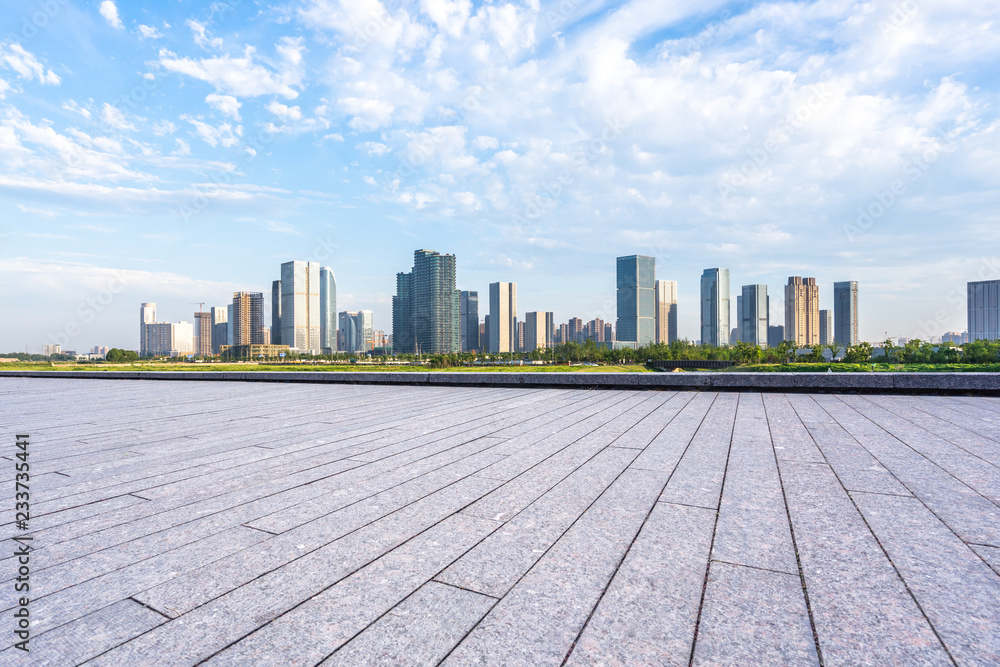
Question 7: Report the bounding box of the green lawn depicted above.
[0,362,654,373]
[723,362,1000,373]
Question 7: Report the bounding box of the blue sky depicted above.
[1,0,999,352]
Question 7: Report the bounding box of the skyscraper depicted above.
[819,309,833,345]
[280,261,321,353]
[968,279,1000,341]
[489,282,517,353]
[460,290,480,352]
[701,268,730,347]
[226,304,234,346]
[834,281,859,347]
[320,266,337,353]
[193,311,212,356]
[740,284,769,347]
[616,255,655,346]
[524,312,553,352]
[655,280,678,345]
[392,250,460,354]
[210,306,228,354]
[785,277,820,346]
[271,280,282,345]
[140,302,156,356]
[768,325,785,348]
[232,292,265,345]
[338,311,374,352]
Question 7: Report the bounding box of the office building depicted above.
[739,285,769,347]
[785,276,820,346]
[489,282,517,353]
[968,280,1000,341]
[655,280,678,345]
[834,281,859,347]
[280,261,321,353]
[210,306,228,355]
[819,309,834,345]
[768,325,786,349]
[700,268,731,347]
[271,280,282,345]
[460,290,480,352]
[140,302,156,356]
[616,255,655,346]
[194,311,212,357]
[481,317,490,353]
[338,311,374,353]
[226,304,234,346]
[393,250,460,354]
[605,322,614,343]
[232,292,266,345]
[568,317,584,344]
[524,312,554,352]
[145,321,194,357]
[320,266,337,353]
[44,344,62,356]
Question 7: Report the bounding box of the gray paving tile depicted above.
[566,503,714,666]
[971,544,1000,576]
[439,447,637,597]
[202,514,502,666]
[0,598,166,665]
[320,581,496,667]
[762,393,825,463]
[692,562,819,666]
[779,461,950,664]
[443,468,665,667]
[852,491,1000,665]
[658,392,736,509]
[631,391,717,474]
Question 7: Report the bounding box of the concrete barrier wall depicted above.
[2,370,1000,394]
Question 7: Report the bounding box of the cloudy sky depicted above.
[1,0,998,352]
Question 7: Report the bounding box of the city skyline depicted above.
[2,1,998,352]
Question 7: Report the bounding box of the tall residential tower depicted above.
[833,281,859,346]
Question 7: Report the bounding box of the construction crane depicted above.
[189,302,206,314]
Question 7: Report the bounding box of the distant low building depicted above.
[220,344,290,360]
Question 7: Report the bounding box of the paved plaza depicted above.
[1,377,999,665]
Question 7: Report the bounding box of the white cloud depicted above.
[181,115,242,148]
[472,135,498,150]
[62,100,92,120]
[152,120,176,136]
[357,141,390,156]
[99,1,123,30]
[267,101,302,121]
[0,78,10,99]
[0,42,60,85]
[17,204,60,219]
[206,93,241,120]
[156,42,303,99]
[186,19,223,49]
[171,138,191,156]
[100,103,135,132]
[138,24,163,39]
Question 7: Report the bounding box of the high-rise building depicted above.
[320,266,337,353]
[145,321,194,356]
[524,312,554,352]
[43,344,62,356]
[768,325,786,348]
[210,306,228,355]
[655,280,678,345]
[271,280,282,345]
[567,317,584,344]
[584,318,607,343]
[968,279,1000,341]
[140,302,156,356]
[616,255,655,346]
[700,268,730,347]
[393,250,460,354]
[489,282,517,353]
[556,323,568,345]
[942,331,966,345]
[604,322,614,343]
[739,285,769,347]
[834,281,859,347]
[193,311,212,356]
[819,309,834,345]
[785,277,820,346]
[280,261,321,353]
[232,292,266,345]
[460,290,480,352]
[481,316,490,353]
[226,304,234,346]
[338,311,374,353]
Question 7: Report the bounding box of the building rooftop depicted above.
[1,378,998,665]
